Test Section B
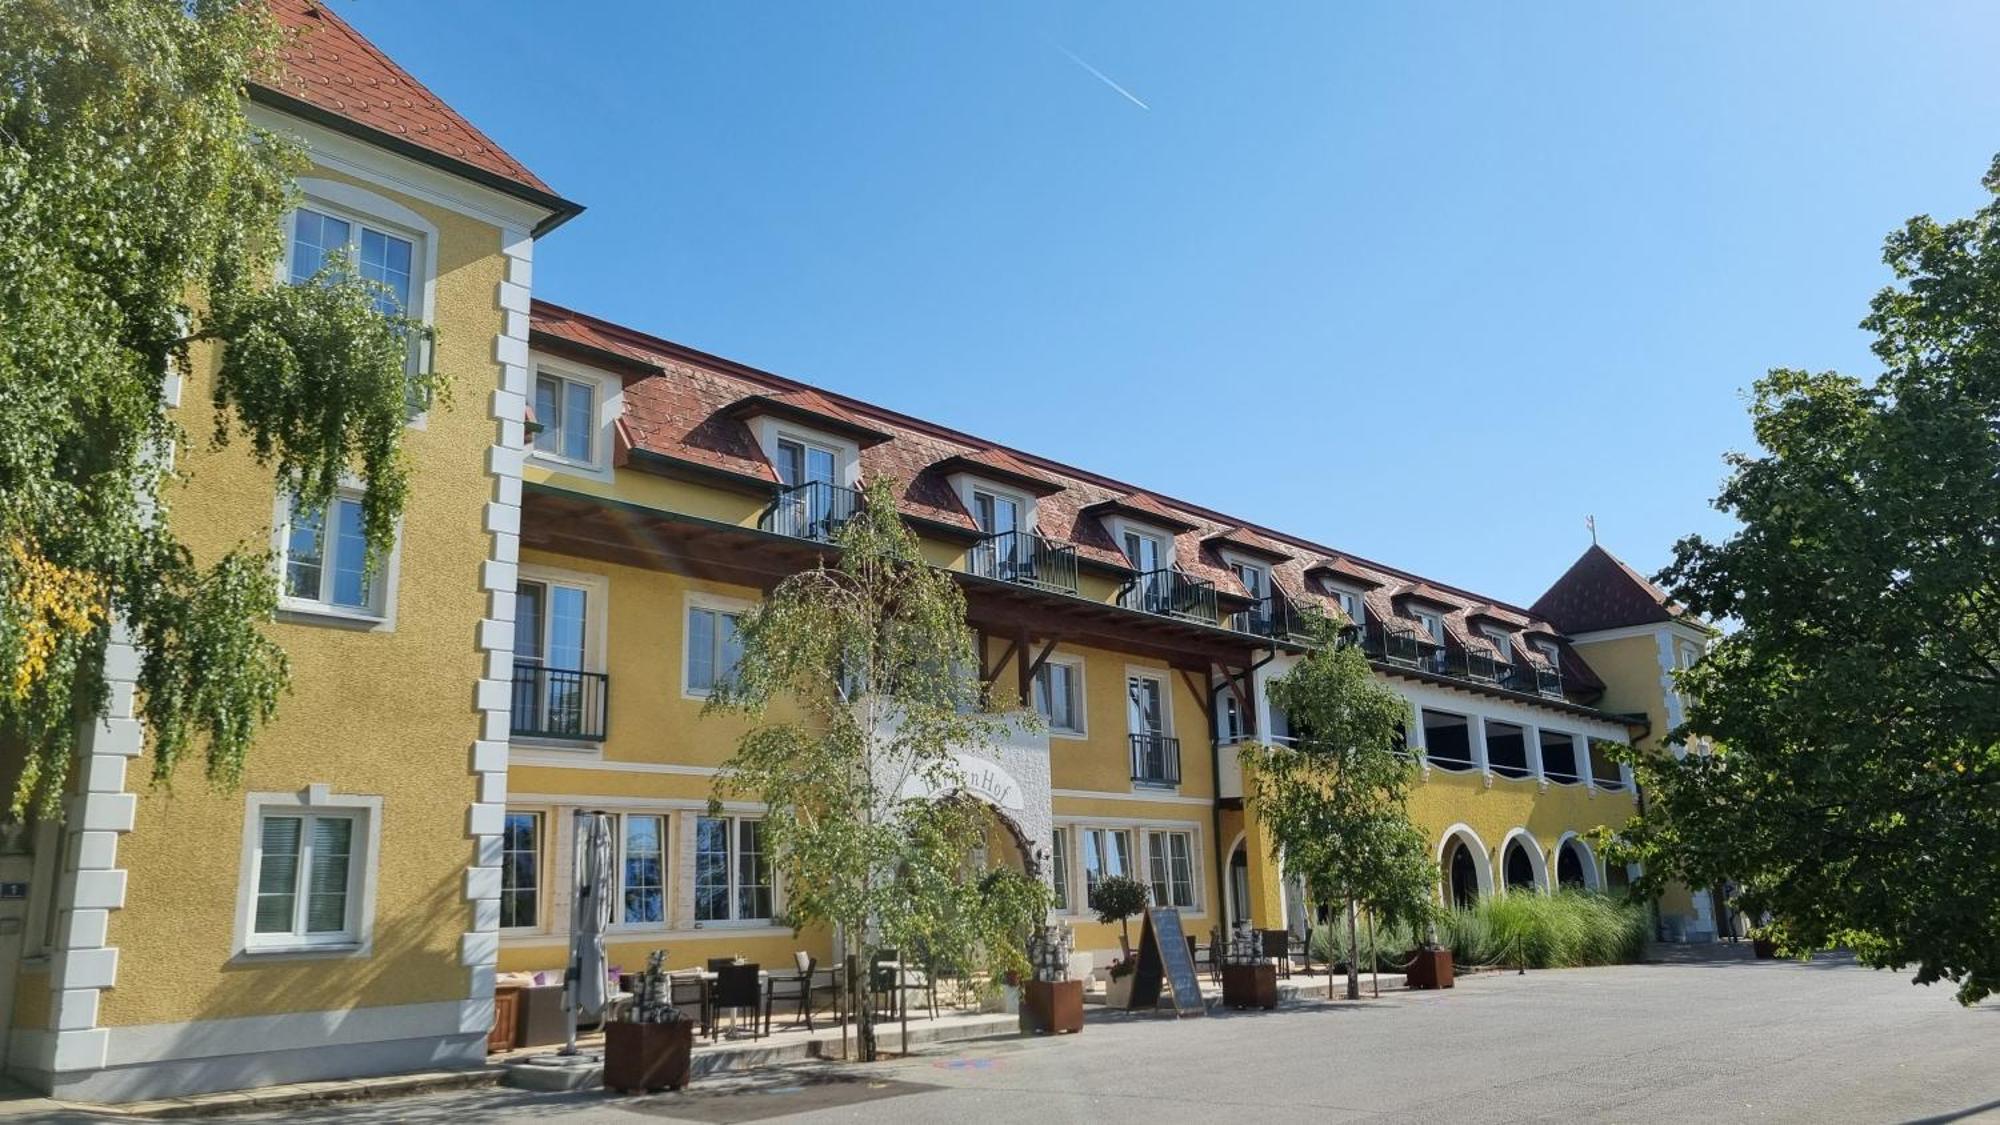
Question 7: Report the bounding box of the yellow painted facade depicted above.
[94,167,505,1030]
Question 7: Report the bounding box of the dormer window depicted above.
[1481,628,1513,661]
[1326,584,1365,629]
[972,488,1022,538]
[1229,560,1269,602]
[1413,609,1444,646]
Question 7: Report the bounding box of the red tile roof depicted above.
[725,389,893,446]
[258,1,575,219]
[1530,545,1681,635]
[525,299,1611,703]
[933,449,1067,497]
[1205,527,1294,563]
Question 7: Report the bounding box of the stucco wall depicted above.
[98,166,505,1029]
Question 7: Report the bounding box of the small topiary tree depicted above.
[1089,874,1150,961]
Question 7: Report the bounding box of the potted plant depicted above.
[1405,909,1454,990]
[1089,875,1149,1009]
[603,951,695,1093]
[1219,922,1279,1010]
[1021,924,1083,1034]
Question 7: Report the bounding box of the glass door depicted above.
[1128,675,1167,781]
[777,438,839,537]
[1124,530,1168,612]
[973,490,1023,578]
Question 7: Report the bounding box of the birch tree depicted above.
[707,478,1042,1058]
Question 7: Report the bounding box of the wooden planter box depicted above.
[1022,980,1083,1034]
[1221,963,1278,1010]
[487,985,522,1054]
[1752,938,1779,960]
[603,1019,694,1093]
[1405,948,1454,990]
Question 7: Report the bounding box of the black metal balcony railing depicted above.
[1374,627,1447,673]
[1119,568,1218,623]
[760,481,862,543]
[966,530,1079,595]
[1129,733,1183,786]
[512,663,609,742]
[1464,652,1509,684]
[1232,593,1314,643]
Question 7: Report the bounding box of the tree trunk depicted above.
[1345,899,1361,1001]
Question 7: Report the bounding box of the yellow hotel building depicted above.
[0,2,1715,1102]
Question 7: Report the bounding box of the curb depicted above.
[34,1069,505,1120]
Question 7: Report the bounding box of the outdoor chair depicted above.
[1187,934,1213,982]
[1208,926,1225,983]
[870,948,902,1018]
[1294,926,1314,974]
[667,971,712,1038]
[1261,929,1292,979]
[712,962,762,1040]
[763,953,818,1034]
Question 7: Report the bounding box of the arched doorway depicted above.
[1555,834,1597,891]
[1503,838,1539,891]
[1445,839,1480,908]
[1228,840,1251,928]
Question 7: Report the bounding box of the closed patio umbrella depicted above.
[565,810,614,1055]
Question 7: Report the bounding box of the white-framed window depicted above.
[1327,584,1365,628]
[971,488,1023,538]
[500,811,541,931]
[514,575,601,740]
[694,815,772,923]
[235,788,381,957]
[1678,640,1701,670]
[1219,691,1244,745]
[1413,609,1444,645]
[685,602,747,697]
[1534,638,1563,666]
[618,814,667,926]
[284,193,431,418]
[533,370,597,465]
[1049,826,1072,912]
[1146,830,1197,909]
[1033,658,1085,737]
[1080,827,1133,902]
[1229,560,1269,602]
[276,489,396,624]
[1483,628,1513,661]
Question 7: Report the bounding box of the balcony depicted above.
[965,530,1079,595]
[1509,664,1564,699]
[1232,592,1315,644]
[1375,626,1446,674]
[1129,733,1182,786]
[1119,568,1218,624]
[760,481,862,543]
[512,663,608,742]
[1463,652,1509,685]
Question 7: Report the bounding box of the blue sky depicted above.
[341,2,1998,607]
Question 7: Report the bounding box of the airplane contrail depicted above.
[1051,42,1150,110]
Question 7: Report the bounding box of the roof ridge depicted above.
[531,297,1565,621]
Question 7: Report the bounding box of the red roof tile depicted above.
[1204,527,1294,563]
[725,389,893,446]
[1530,545,1681,635]
[525,299,1614,703]
[259,1,570,211]
[933,448,1067,497]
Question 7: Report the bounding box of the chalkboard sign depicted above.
[1128,907,1205,1017]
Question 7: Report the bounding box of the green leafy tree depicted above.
[0,0,436,817]
[1087,873,1150,961]
[706,478,1039,1059]
[1620,154,2000,1005]
[1244,624,1437,999]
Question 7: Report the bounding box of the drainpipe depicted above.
[1210,649,1276,930]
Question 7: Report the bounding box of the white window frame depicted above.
[1533,638,1563,666]
[692,813,773,927]
[947,474,1039,541]
[499,809,543,933]
[1482,627,1514,660]
[1048,825,1073,913]
[285,178,438,429]
[1221,552,1271,602]
[611,812,669,931]
[233,786,382,959]
[1077,825,1135,906]
[513,565,610,749]
[1110,519,1173,576]
[1126,667,1176,789]
[270,485,403,631]
[747,418,861,489]
[526,355,621,480]
[1145,828,1200,910]
[683,592,755,700]
[1413,609,1445,645]
[1325,583,1366,629]
[1033,655,1087,739]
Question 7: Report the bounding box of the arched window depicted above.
[1503,839,1538,891]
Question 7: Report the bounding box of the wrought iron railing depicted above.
[760,481,862,542]
[512,663,609,742]
[965,530,1079,595]
[1232,593,1314,643]
[1119,568,1218,623]
[1129,733,1182,786]
[1464,652,1509,684]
